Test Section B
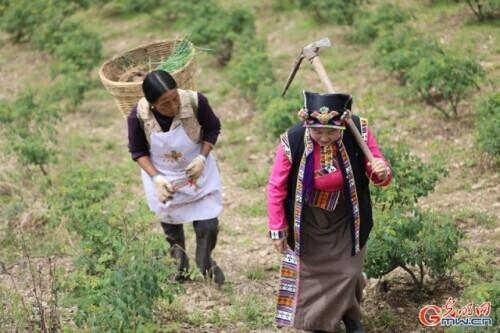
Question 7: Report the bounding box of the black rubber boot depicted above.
[161,223,189,281]
[342,316,364,333]
[193,218,225,285]
[207,259,225,285]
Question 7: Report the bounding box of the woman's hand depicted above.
[153,174,175,203]
[368,158,388,181]
[272,238,287,254]
[185,154,206,180]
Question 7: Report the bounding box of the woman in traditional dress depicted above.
[127,70,224,284]
[267,91,392,332]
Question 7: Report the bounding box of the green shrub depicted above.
[406,52,485,117]
[455,247,496,287]
[373,27,443,81]
[108,0,160,14]
[295,0,365,25]
[0,0,7,15]
[64,238,178,332]
[54,168,114,211]
[254,76,303,136]
[350,3,411,44]
[188,3,255,66]
[463,0,500,20]
[476,93,500,158]
[0,0,103,182]
[373,26,485,118]
[261,96,301,138]
[0,0,43,41]
[226,8,256,37]
[271,0,296,11]
[49,168,120,273]
[53,27,101,71]
[33,20,102,71]
[365,208,462,289]
[5,89,59,124]
[0,0,101,179]
[229,38,275,97]
[1,71,94,176]
[255,82,301,113]
[155,0,201,20]
[9,131,53,174]
[1,0,102,72]
[255,80,281,112]
[371,145,445,209]
[157,0,255,66]
[0,0,78,42]
[70,0,109,8]
[51,167,180,331]
[460,282,499,332]
[44,70,93,110]
[366,144,459,290]
[1,90,60,174]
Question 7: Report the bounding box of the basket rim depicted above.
[98,39,196,87]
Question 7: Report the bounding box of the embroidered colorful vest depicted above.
[283,115,373,256]
[308,144,342,211]
[136,89,201,144]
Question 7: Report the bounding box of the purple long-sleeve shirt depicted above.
[127,92,221,161]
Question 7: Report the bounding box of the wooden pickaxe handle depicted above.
[310,57,375,163]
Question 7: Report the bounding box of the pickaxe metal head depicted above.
[281,53,304,97]
[281,37,332,97]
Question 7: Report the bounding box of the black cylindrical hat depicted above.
[299,91,352,129]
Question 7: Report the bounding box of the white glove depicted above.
[152,174,175,203]
[185,154,206,180]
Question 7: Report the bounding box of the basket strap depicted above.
[137,91,201,145]
[136,97,162,146]
[173,89,202,144]
[187,90,199,118]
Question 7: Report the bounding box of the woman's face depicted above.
[309,127,342,146]
[153,89,180,117]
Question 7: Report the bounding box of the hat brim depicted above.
[303,123,346,130]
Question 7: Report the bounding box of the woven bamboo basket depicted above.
[99,39,197,117]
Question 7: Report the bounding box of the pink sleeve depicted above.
[267,144,292,232]
[364,128,392,187]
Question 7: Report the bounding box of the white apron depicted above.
[141,125,223,224]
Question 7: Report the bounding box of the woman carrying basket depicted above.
[127,70,224,284]
[267,91,392,332]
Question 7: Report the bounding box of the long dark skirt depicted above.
[294,196,366,332]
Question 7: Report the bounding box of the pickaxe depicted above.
[282,37,375,163]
